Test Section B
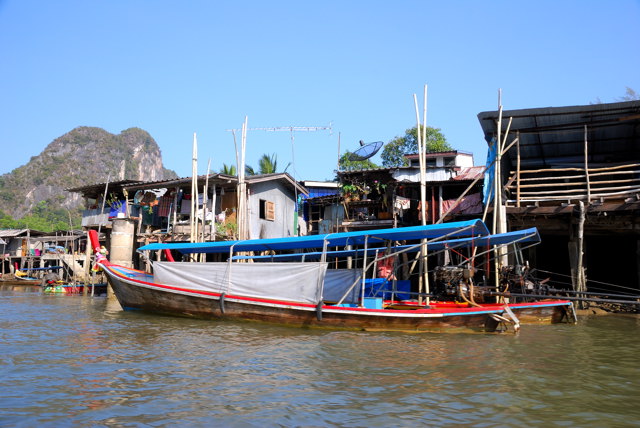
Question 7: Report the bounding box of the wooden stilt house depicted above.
[478,100,640,295]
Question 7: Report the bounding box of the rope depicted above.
[446,245,470,263]
[534,268,639,292]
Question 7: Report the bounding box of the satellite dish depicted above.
[348,140,383,161]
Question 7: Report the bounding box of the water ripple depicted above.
[1,290,640,426]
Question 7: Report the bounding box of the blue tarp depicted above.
[140,219,491,254]
[365,278,411,300]
[483,138,497,206]
[303,188,339,199]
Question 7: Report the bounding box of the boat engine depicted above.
[500,264,550,295]
[434,266,488,302]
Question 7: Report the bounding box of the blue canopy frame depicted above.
[139,219,490,255]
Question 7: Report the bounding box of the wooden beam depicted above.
[506,200,640,215]
[507,177,640,189]
[510,162,640,175]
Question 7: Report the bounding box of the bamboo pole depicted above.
[512,189,640,202]
[437,136,519,224]
[438,185,443,223]
[493,91,503,294]
[516,183,640,195]
[202,158,211,244]
[190,133,198,244]
[578,200,586,305]
[171,186,179,240]
[413,86,430,305]
[413,94,425,305]
[584,125,591,203]
[211,183,217,241]
[437,172,485,224]
[516,131,521,208]
[97,173,110,237]
[236,117,249,241]
[414,94,426,227]
[510,171,633,182]
[360,236,368,308]
[422,85,431,304]
[508,177,640,189]
[511,163,640,174]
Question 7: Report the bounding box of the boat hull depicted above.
[103,264,571,333]
[42,284,107,295]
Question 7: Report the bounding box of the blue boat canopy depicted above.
[139,219,490,254]
[230,228,540,261]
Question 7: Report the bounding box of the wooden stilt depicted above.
[568,201,587,309]
[584,125,591,203]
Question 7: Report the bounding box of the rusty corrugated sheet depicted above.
[452,166,485,181]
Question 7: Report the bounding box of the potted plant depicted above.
[340,183,362,202]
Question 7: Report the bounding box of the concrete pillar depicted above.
[110,219,136,268]
[108,218,136,300]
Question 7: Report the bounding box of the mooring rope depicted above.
[534,268,639,293]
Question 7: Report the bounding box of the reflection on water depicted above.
[1,289,639,426]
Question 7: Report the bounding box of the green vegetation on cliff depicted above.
[0,202,82,232]
[0,126,177,230]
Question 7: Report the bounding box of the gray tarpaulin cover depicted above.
[323,269,361,304]
[153,261,328,304]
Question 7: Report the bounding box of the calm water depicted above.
[1,287,639,427]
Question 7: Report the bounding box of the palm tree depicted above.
[257,153,290,175]
[220,163,237,176]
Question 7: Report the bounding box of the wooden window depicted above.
[260,199,275,221]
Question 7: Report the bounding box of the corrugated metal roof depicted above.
[122,174,237,190]
[337,167,392,175]
[0,229,28,238]
[67,173,307,196]
[245,173,309,196]
[405,150,473,159]
[477,100,640,169]
[453,166,485,181]
[0,229,47,238]
[66,179,142,193]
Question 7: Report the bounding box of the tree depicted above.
[593,87,639,104]
[381,126,451,167]
[219,163,237,176]
[618,87,639,101]
[338,151,379,171]
[0,210,18,229]
[246,153,290,176]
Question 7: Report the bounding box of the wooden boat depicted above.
[89,220,573,333]
[42,282,107,295]
[14,269,40,284]
[43,282,82,294]
[13,265,64,285]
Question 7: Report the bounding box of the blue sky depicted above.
[1,1,639,182]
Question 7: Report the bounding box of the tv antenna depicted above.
[225,123,333,180]
[227,121,333,237]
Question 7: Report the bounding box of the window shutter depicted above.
[266,201,275,221]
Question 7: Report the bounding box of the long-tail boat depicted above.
[89,219,573,333]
